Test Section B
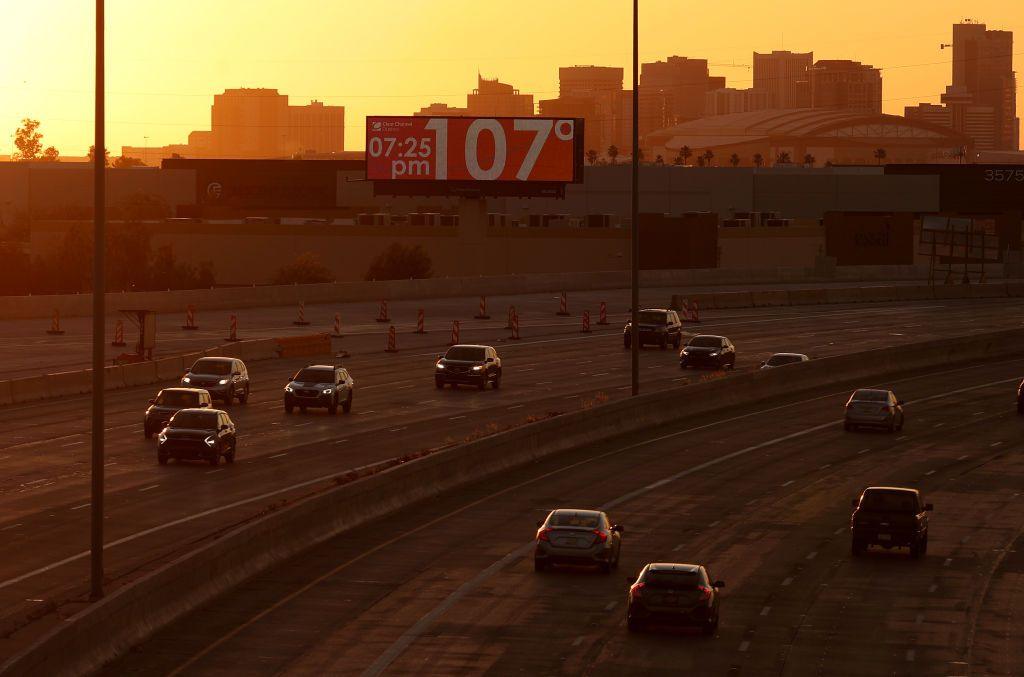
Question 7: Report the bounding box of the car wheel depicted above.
[887,418,896,433]
[342,394,353,413]
[328,397,338,416]
[851,539,866,557]
[626,614,643,633]
[144,428,152,439]
[435,378,445,389]
[158,453,168,466]
[226,387,236,405]
[1018,401,1024,415]
[478,377,487,391]
[492,375,501,389]
[285,403,294,414]
[612,545,621,569]
[226,444,236,464]
[209,452,220,467]
[299,406,307,414]
[238,387,249,404]
[534,558,547,573]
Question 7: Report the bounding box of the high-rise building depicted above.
[415,103,469,116]
[809,60,882,114]
[639,57,722,136]
[466,75,534,117]
[705,88,769,116]
[753,51,813,109]
[557,66,624,153]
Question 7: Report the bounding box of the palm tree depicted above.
[729,153,740,167]
[873,148,887,165]
[752,153,764,168]
[607,145,619,165]
[696,155,706,167]
[655,154,664,166]
[776,151,792,165]
[681,145,693,166]
[672,154,684,166]
[586,149,598,166]
[702,149,714,166]
[803,153,816,167]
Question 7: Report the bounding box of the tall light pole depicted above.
[630,0,640,396]
[91,0,106,601]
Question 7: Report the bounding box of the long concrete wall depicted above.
[5,326,1023,677]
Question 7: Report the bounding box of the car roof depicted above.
[551,508,602,517]
[863,486,919,495]
[193,356,233,363]
[852,388,890,396]
[639,308,670,313]
[160,387,208,394]
[647,563,701,572]
[302,364,336,370]
[770,352,807,358]
[449,344,493,349]
[692,334,726,340]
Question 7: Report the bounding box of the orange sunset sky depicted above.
[2,0,1023,155]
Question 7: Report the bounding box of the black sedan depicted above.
[157,408,236,466]
[679,335,736,370]
[626,563,724,635]
[435,344,502,390]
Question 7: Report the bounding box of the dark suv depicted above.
[182,357,250,404]
[144,387,212,439]
[157,408,237,466]
[435,345,502,390]
[284,364,354,414]
[851,486,932,558]
[624,309,683,350]
[679,335,736,370]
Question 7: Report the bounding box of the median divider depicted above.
[9,376,49,404]
[824,287,863,304]
[122,362,158,388]
[154,357,184,381]
[750,290,790,307]
[46,370,93,397]
[275,333,332,359]
[896,285,934,302]
[858,286,900,303]
[786,288,828,305]
[103,366,126,391]
[8,325,1023,677]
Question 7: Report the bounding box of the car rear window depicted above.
[170,411,217,429]
[191,359,232,376]
[639,311,668,324]
[549,512,600,528]
[157,391,198,407]
[767,354,802,366]
[446,346,486,361]
[645,570,707,589]
[294,368,334,383]
[860,491,917,512]
[688,336,722,348]
[852,389,888,401]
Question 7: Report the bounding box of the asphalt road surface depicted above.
[99,356,1024,676]
[1,295,1022,664]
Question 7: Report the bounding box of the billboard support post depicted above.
[90,0,106,602]
[630,0,640,397]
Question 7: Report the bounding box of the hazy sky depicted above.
[3,1,1023,156]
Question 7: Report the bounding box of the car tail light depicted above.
[697,585,713,601]
[537,528,552,542]
[629,582,645,600]
[593,529,608,544]
[880,405,891,413]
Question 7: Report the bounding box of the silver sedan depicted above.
[844,388,905,432]
[534,508,623,573]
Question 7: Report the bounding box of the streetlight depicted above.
[630,0,640,396]
[91,0,106,601]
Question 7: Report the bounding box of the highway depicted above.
[1,294,1023,662]
[99,357,1024,676]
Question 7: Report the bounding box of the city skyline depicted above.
[3,1,1023,156]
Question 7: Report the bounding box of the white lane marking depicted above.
[672,544,683,552]
[536,381,553,386]
[448,416,466,421]
[806,551,817,560]
[928,584,938,593]
[417,400,438,406]
[906,649,915,662]
[389,428,407,433]
[781,577,793,586]
[138,485,159,493]
[760,606,771,616]
[507,405,524,410]
[104,462,117,467]
[924,470,936,476]
[834,527,846,535]
[333,439,349,445]
[70,503,90,511]
[565,395,580,400]
[357,410,376,416]
[973,411,985,416]
[896,435,908,441]
[1,524,23,532]
[61,441,85,448]
[616,385,631,391]
[397,385,415,390]
[943,558,952,567]
[592,372,609,377]
[708,520,720,528]
[990,441,1003,448]
[22,479,49,487]
[295,423,312,428]
[739,640,750,652]
[206,469,224,475]
[957,454,969,461]
[572,636,585,647]
[781,480,794,487]
[819,463,831,470]
[857,448,871,455]
[270,453,289,459]
[933,422,944,428]
[604,601,617,611]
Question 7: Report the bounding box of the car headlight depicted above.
[709,351,720,357]
[204,435,217,447]
[436,363,445,370]
[158,432,167,443]
[681,349,690,354]
[218,379,229,385]
[472,365,484,371]
[323,388,333,395]
[284,385,293,392]
[182,377,191,384]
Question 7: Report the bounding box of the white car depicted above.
[760,353,809,369]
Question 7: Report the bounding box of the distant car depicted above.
[844,388,904,432]
[534,508,623,573]
[759,353,809,369]
[182,357,250,404]
[626,563,724,635]
[851,486,932,558]
[157,408,236,466]
[623,309,683,350]
[144,387,212,439]
[284,364,354,414]
[435,345,502,390]
[679,335,735,370]
[1017,379,1023,414]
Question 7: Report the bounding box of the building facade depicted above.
[809,60,882,114]
[466,76,534,117]
[639,57,724,137]
[705,87,769,116]
[753,51,813,109]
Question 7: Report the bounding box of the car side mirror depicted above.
[200,402,209,408]
[759,361,765,367]
[924,503,934,511]
[897,400,905,406]
[612,524,624,533]
[851,498,859,508]
[713,580,725,589]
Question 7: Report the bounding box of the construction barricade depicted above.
[182,304,199,330]
[449,320,460,346]
[415,308,426,334]
[293,302,310,326]
[557,291,569,316]
[376,300,390,322]
[474,296,490,319]
[581,311,591,333]
[225,314,241,342]
[331,313,344,338]
[110,320,126,347]
[385,325,398,353]
[598,301,609,325]
[46,309,65,335]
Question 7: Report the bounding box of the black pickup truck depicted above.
[850,486,932,558]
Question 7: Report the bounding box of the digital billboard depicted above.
[366,116,584,196]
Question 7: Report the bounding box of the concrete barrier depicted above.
[9,376,49,404]
[708,291,754,309]
[786,288,828,306]
[896,285,935,302]
[122,362,158,387]
[103,366,126,391]
[933,285,972,300]
[10,326,1021,677]
[750,290,790,307]
[969,284,1008,299]
[46,370,93,397]
[0,380,11,406]
[154,357,184,382]
[180,352,204,371]
[858,286,901,303]
[824,287,863,305]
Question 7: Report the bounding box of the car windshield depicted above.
[638,311,667,324]
[445,346,486,361]
[852,390,888,401]
[294,369,333,383]
[191,359,232,376]
[156,391,198,407]
[688,336,722,348]
[170,411,217,429]
[767,354,802,366]
[549,512,600,528]
[860,491,917,512]
[645,570,706,589]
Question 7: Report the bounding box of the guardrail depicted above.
[3,326,1022,677]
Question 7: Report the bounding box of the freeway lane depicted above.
[101,359,1024,676]
[0,296,1022,654]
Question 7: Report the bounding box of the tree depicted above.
[607,145,619,165]
[585,149,598,166]
[672,154,684,166]
[803,153,816,167]
[873,147,887,165]
[752,153,765,168]
[681,145,693,165]
[729,153,741,167]
[702,149,714,166]
[696,155,706,167]
[365,243,432,281]
[274,252,335,285]
[655,154,664,166]
[12,118,59,162]
[776,151,792,165]
[112,155,145,168]
[88,145,111,167]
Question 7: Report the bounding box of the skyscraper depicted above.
[466,76,534,117]
[809,60,882,114]
[639,57,722,136]
[754,51,813,109]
